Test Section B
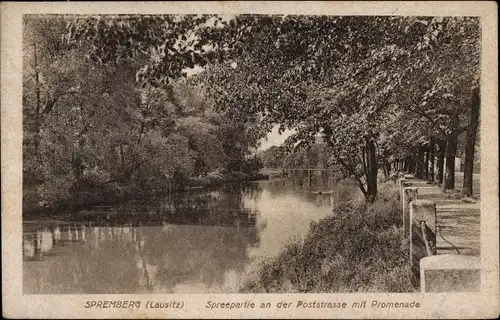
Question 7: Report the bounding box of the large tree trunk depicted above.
[444,127,459,190]
[71,151,84,184]
[33,43,42,163]
[382,161,390,179]
[72,106,91,188]
[436,139,445,185]
[33,122,42,164]
[365,138,378,203]
[423,145,429,181]
[408,155,415,174]
[428,139,435,183]
[415,146,425,179]
[462,87,480,197]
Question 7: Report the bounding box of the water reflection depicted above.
[23,177,338,294]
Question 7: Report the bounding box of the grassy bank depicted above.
[23,171,268,219]
[241,181,418,293]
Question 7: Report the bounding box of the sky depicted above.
[258,125,294,151]
[182,66,293,152]
[180,42,292,153]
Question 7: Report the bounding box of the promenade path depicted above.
[406,172,480,256]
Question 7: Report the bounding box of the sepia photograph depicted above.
[2,1,498,319]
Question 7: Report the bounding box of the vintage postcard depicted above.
[1,1,498,319]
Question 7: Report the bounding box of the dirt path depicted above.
[407,172,480,256]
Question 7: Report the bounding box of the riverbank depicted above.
[186,171,269,188]
[259,168,284,179]
[23,171,269,219]
[241,181,418,293]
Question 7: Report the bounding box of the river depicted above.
[23,173,342,294]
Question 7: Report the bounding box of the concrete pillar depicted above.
[420,254,481,292]
[402,187,418,238]
[409,200,437,270]
[399,179,412,200]
[398,178,407,199]
[402,181,412,192]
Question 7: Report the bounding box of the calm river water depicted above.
[23,174,341,294]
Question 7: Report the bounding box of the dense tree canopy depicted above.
[23,15,267,210]
[24,14,481,208]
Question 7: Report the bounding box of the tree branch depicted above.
[41,90,79,117]
[339,156,367,196]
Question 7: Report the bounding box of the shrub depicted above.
[37,175,75,206]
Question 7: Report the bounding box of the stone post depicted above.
[402,187,418,238]
[409,200,437,271]
[400,180,412,201]
[398,178,407,199]
[420,254,481,292]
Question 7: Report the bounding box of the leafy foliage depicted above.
[23,15,265,211]
[25,14,480,207]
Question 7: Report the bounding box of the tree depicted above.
[200,16,479,199]
[259,146,287,169]
[63,15,481,202]
[23,16,78,165]
[462,87,480,197]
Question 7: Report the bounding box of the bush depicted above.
[241,181,417,293]
[242,155,264,174]
[37,175,75,206]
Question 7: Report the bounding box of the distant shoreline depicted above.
[23,171,269,221]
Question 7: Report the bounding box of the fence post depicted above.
[403,187,418,239]
[409,200,437,272]
[398,178,407,199]
[399,179,412,201]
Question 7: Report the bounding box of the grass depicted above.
[241,181,418,293]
